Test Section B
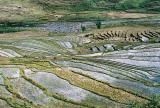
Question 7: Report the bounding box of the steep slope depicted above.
[0,0,159,22]
[31,0,160,12]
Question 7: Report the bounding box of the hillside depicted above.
[32,0,160,12]
[0,0,47,22]
[0,0,160,22]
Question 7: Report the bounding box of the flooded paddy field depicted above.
[0,20,160,108]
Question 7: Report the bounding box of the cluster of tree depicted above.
[81,20,102,32]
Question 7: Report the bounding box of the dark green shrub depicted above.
[0,27,24,33]
[96,20,102,29]
[81,25,86,32]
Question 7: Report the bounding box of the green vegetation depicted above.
[81,25,86,32]
[71,0,97,11]
[31,0,160,12]
[116,0,160,12]
[130,95,160,108]
[0,27,24,33]
[95,20,102,29]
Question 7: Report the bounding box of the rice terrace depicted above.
[0,0,160,108]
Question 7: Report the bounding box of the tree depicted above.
[96,20,102,29]
[81,25,86,32]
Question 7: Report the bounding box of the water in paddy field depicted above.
[39,22,96,33]
[2,19,159,33]
[38,19,160,33]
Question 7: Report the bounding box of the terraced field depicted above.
[0,21,160,108]
[0,0,160,107]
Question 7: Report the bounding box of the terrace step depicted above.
[86,30,160,42]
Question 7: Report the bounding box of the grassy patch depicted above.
[129,95,160,108]
[0,27,24,33]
